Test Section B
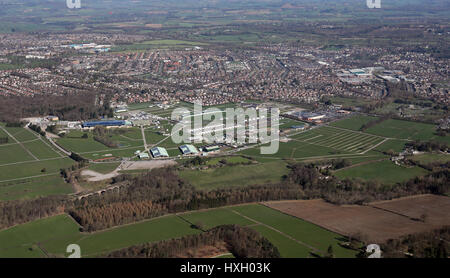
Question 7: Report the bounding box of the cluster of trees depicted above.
[331,159,351,170]
[382,226,449,258]
[5,122,24,127]
[93,136,118,148]
[69,167,305,231]
[184,156,207,166]
[1,162,448,232]
[69,152,87,163]
[406,141,448,152]
[0,94,113,123]
[0,137,8,144]
[0,196,66,230]
[107,225,280,258]
[28,124,46,136]
[46,125,58,134]
[92,126,119,148]
[359,116,389,131]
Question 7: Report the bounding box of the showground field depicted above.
[334,160,429,184]
[237,115,447,183]
[0,123,75,201]
[55,128,147,160]
[178,161,289,190]
[0,204,358,258]
[239,125,388,161]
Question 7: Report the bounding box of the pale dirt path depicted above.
[81,160,177,181]
[141,125,148,151]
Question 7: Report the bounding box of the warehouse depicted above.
[150,147,169,158]
[202,145,220,153]
[179,144,199,155]
[137,152,150,159]
[82,120,130,128]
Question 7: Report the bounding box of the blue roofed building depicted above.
[82,120,130,128]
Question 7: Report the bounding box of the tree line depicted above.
[0,162,448,231]
[107,225,280,258]
[0,93,113,123]
[382,226,449,258]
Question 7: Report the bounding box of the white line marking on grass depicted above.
[302,135,323,142]
[0,172,59,183]
[0,126,39,161]
[360,138,389,154]
[339,136,380,150]
[346,138,383,152]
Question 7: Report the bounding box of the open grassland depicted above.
[0,143,35,164]
[0,125,36,142]
[0,214,199,258]
[0,204,357,258]
[0,124,76,200]
[178,161,289,190]
[230,204,357,258]
[22,140,63,160]
[205,156,252,166]
[179,208,255,230]
[0,175,72,201]
[365,119,449,143]
[410,153,450,164]
[329,115,378,131]
[87,162,121,174]
[334,160,428,184]
[0,158,75,182]
[56,128,146,160]
[240,125,385,162]
[373,139,407,153]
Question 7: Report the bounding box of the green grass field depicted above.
[240,125,385,161]
[373,139,407,153]
[205,156,252,166]
[179,161,289,190]
[0,175,72,201]
[329,115,378,131]
[365,119,449,143]
[56,129,147,160]
[87,162,121,174]
[334,160,429,184]
[0,124,77,201]
[230,205,356,258]
[410,153,450,164]
[0,204,357,258]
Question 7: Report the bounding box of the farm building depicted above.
[137,152,150,159]
[202,145,220,153]
[82,120,131,128]
[291,124,306,130]
[150,147,169,158]
[301,112,326,121]
[179,144,199,155]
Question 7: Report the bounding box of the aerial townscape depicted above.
[0,0,448,265]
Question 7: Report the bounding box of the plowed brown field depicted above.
[264,195,450,243]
